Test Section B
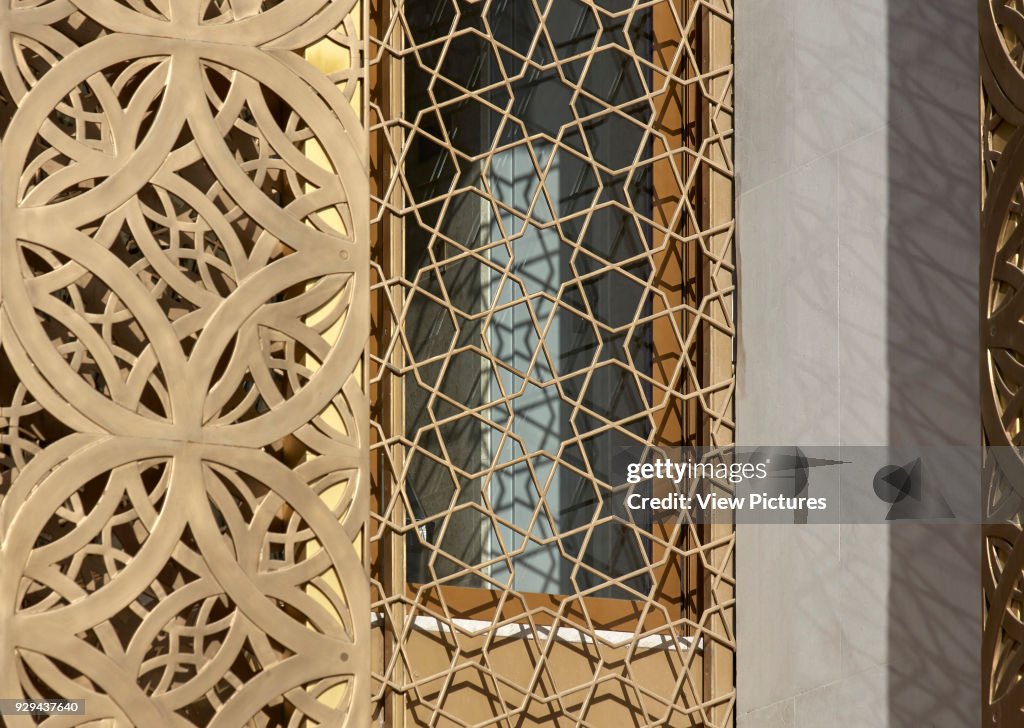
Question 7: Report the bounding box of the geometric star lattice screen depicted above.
[368,1,735,725]
[0,2,368,725]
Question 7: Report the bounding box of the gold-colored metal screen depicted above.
[982,2,1024,723]
[0,2,369,725]
[369,1,735,725]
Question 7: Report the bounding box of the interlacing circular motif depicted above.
[982,1,1024,722]
[983,1,1024,476]
[0,1,368,725]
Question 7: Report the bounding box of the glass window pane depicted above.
[404,0,655,600]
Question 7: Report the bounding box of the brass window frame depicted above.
[370,0,704,634]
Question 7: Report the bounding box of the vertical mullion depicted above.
[370,0,407,722]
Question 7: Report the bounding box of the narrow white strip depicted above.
[370,613,696,652]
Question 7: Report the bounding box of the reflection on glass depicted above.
[404,0,654,600]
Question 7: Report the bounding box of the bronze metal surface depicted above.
[0,2,370,725]
[368,1,735,725]
[982,1,1024,723]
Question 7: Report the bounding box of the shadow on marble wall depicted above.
[886,1,980,725]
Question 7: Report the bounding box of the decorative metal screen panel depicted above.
[0,2,369,725]
[983,2,1024,723]
[369,1,735,725]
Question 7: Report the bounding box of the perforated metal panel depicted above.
[0,1,735,724]
[982,3,1024,723]
[0,2,369,724]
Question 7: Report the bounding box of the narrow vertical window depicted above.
[370,0,734,722]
